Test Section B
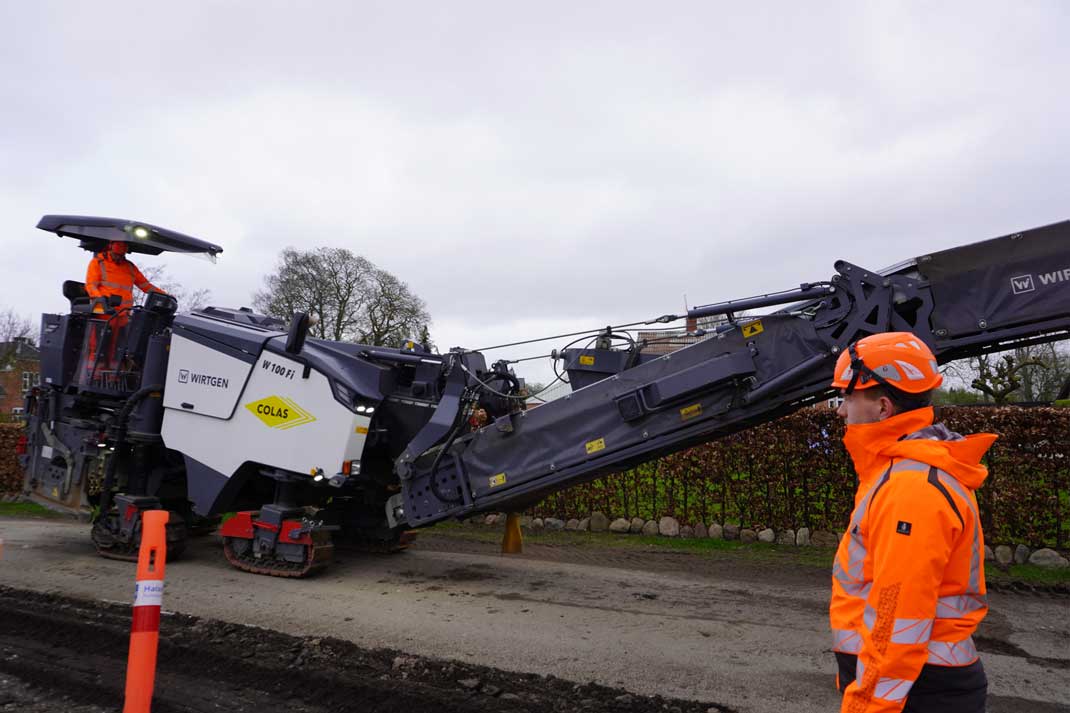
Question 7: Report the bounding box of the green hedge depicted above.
[530,407,1070,550]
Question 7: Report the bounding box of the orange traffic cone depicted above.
[501,512,523,554]
[122,510,169,713]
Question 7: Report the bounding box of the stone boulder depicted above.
[758,528,775,543]
[694,522,708,538]
[658,517,681,537]
[740,529,757,543]
[1014,544,1030,565]
[577,518,590,531]
[679,525,695,539]
[531,518,544,530]
[723,524,740,540]
[776,529,795,545]
[629,517,645,534]
[983,545,994,562]
[708,523,723,540]
[1028,548,1069,569]
[544,518,566,531]
[641,520,660,536]
[609,518,631,534]
[994,545,1013,567]
[796,527,810,546]
[565,519,581,531]
[589,512,610,532]
[483,514,499,526]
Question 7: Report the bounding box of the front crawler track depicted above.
[222,530,334,577]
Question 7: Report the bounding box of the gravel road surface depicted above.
[0,517,1066,712]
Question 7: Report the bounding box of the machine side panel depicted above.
[162,350,371,512]
[921,220,1070,339]
[162,334,256,419]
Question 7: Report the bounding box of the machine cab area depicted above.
[35,215,221,401]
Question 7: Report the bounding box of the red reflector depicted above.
[15,434,28,456]
[342,461,353,475]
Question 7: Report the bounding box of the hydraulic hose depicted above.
[96,384,162,519]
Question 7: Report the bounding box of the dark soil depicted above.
[0,586,732,713]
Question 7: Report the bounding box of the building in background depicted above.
[0,337,40,416]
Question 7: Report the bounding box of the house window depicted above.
[22,371,39,390]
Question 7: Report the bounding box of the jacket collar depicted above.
[842,407,935,486]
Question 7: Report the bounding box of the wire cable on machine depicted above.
[471,313,682,353]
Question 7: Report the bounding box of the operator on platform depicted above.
[85,240,166,315]
[829,332,993,713]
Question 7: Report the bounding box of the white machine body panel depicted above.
[163,335,255,418]
[162,348,371,478]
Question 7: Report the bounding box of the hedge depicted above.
[530,407,1070,550]
[4,408,1067,548]
[0,423,24,494]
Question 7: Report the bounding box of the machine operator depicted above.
[85,240,167,315]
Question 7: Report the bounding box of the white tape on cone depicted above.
[133,579,165,607]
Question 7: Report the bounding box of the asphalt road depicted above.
[1,518,1067,713]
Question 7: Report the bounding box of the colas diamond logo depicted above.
[245,395,316,430]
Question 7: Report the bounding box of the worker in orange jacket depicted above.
[83,241,166,374]
[85,241,166,315]
[829,332,993,713]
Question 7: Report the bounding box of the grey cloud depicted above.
[1,1,1067,369]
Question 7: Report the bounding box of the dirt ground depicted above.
[0,586,730,713]
[0,517,1067,713]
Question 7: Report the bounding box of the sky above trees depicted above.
[2,2,1068,384]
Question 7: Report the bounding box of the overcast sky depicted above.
[2,2,1067,385]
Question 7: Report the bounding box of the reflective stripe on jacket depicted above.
[85,252,161,311]
[830,407,996,713]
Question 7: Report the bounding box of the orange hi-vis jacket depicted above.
[85,252,162,312]
[831,407,995,713]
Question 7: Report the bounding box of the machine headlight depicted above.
[133,226,150,239]
[330,380,378,416]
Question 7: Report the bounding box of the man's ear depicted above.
[878,395,897,421]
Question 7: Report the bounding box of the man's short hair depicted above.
[861,385,933,414]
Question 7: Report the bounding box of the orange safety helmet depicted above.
[831,331,942,395]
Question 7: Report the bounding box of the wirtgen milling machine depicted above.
[20,215,1070,576]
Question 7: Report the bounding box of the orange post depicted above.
[501,512,523,554]
[123,510,169,713]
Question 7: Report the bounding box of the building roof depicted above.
[0,338,40,361]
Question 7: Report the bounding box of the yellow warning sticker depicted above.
[742,320,764,338]
[579,355,595,366]
[245,395,316,430]
[586,438,606,455]
[489,473,507,488]
[355,426,369,434]
[680,403,703,421]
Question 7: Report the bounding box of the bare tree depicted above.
[135,264,212,311]
[1014,342,1070,402]
[0,308,35,369]
[969,353,1046,405]
[253,247,431,348]
[943,343,1070,403]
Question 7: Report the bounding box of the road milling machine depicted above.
[20,215,1070,576]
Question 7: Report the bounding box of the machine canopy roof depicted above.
[37,215,223,260]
